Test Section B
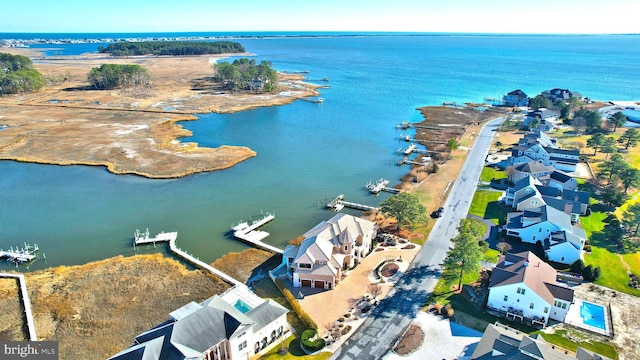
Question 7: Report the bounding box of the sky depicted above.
[1,0,639,34]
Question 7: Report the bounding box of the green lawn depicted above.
[584,247,640,297]
[479,167,507,182]
[259,335,332,360]
[482,248,501,263]
[535,330,618,359]
[469,190,507,225]
[580,210,607,238]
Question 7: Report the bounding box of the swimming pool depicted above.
[580,301,606,330]
[234,299,252,314]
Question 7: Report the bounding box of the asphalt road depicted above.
[331,116,506,360]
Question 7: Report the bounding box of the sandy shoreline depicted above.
[0,48,319,178]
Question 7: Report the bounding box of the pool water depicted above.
[234,299,252,314]
[580,301,606,330]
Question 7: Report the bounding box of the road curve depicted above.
[331,116,505,360]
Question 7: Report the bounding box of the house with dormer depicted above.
[282,213,377,290]
[109,285,289,360]
[509,161,555,183]
[503,89,529,107]
[541,88,582,103]
[504,205,586,265]
[486,251,574,326]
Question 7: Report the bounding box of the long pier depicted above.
[0,273,37,341]
[133,230,242,286]
[326,194,379,212]
[232,213,283,254]
[0,243,40,264]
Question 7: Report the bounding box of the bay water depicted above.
[1,33,639,271]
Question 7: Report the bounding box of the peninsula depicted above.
[0,48,319,178]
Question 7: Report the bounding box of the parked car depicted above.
[431,207,444,218]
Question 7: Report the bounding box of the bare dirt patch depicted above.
[0,254,229,360]
[393,323,424,355]
[0,49,318,178]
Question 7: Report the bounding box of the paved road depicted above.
[331,117,505,360]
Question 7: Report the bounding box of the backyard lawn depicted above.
[479,166,507,182]
[469,190,506,225]
[535,330,618,359]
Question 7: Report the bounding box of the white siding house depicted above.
[487,252,574,326]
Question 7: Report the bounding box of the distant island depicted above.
[97,40,246,56]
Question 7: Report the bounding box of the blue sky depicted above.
[2,0,639,34]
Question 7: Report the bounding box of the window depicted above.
[530,303,535,309]
[538,228,542,232]
[344,245,348,251]
[517,287,526,295]
[299,263,311,269]
[319,260,323,265]
[504,295,508,302]
[544,307,549,314]
[562,303,567,309]
[239,340,247,351]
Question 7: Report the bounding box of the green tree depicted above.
[443,219,484,290]
[600,183,628,207]
[528,117,540,130]
[380,192,427,230]
[623,203,640,236]
[528,95,552,110]
[618,128,640,149]
[0,53,45,95]
[87,64,150,90]
[619,167,640,192]
[600,136,618,159]
[598,153,626,183]
[575,108,603,133]
[446,138,459,151]
[586,132,605,155]
[607,111,627,132]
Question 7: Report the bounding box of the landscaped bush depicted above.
[301,329,326,352]
[341,325,352,335]
[274,279,317,330]
[362,304,371,313]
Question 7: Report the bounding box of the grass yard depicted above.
[469,190,506,225]
[479,166,507,182]
[259,335,332,360]
[580,210,608,238]
[535,330,618,359]
[482,248,501,263]
[584,247,640,297]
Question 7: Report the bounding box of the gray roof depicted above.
[545,282,574,302]
[514,161,555,175]
[471,323,605,359]
[542,196,582,215]
[549,171,574,183]
[562,190,590,205]
[246,299,289,330]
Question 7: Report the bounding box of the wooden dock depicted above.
[326,194,379,212]
[0,273,37,340]
[232,213,283,254]
[132,230,242,286]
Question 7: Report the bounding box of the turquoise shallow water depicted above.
[1,33,639,271]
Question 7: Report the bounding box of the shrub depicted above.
[301,329,326,352]
[274,279,317,330]
[362,304,371,313]
[341,325,352,335]
[582,265,602,282]
[571,259,585,274]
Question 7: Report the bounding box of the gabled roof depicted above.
[246,299,289,330]
[542,196,582,215]
[513,175,542,191]
[536,185,561,197]
[506,89,528,97]
[511,205,573,231]
[545,282,574,302]
[562,189,590,205]
[489,251,569,305]
[513,161,555,175]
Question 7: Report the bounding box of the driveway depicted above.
[381,312,482,360]
[331,116,505,360]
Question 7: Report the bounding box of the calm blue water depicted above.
[1,33,639,271]
[580,301,606,330]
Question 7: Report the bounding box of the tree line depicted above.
[98,41,245,56]
[87,64,150,90]
[213,58,278,93]
[0,53,44,95]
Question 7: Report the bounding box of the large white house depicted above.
[503,89,529,107]
[487,251,574,327]
[282,213,377,290]
[504,205,586,265]
[509,132,580,173]
[109,285,289,360]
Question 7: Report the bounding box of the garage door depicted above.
[314,280,324,289]
[301,280,312,287]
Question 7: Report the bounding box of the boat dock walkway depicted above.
[0,273,37,341]
[133,230,242,286]
[366,178,401,194]
[232,213,283,254]
[0,243,40,264]
[326,194,379,212]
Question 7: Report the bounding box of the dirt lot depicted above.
[0,254,229,359]
[0,48,318,178]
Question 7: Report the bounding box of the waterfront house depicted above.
[510,142,579,173]
[471,322,609,359]
[282,213,377,290]
[541,88,583,103]
[486,252,574,327]
[109,285,288,360]
[503,89,529,107]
